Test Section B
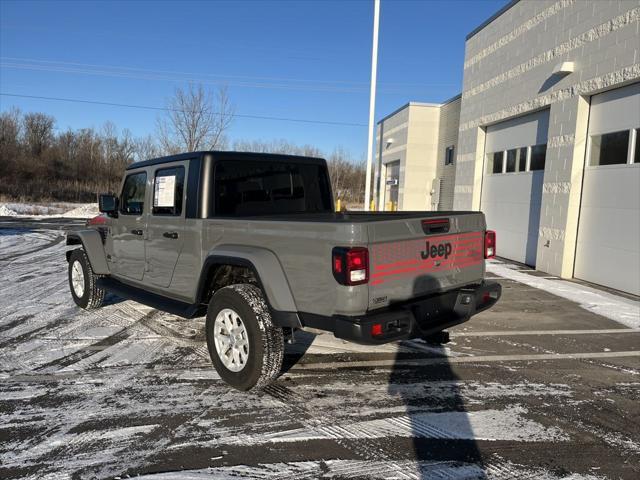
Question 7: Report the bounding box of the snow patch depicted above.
[135,459,606,480]
[225,405,568,445]
[0,204,18,216]
[488,261,640,329]
[0,202,98,218]
[61,204,99,218]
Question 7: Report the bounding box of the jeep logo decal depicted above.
[421,241,453,260]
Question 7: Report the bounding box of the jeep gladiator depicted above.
[66,151,501,390]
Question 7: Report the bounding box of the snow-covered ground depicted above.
[0,219,638,479]
[0,202,99,218]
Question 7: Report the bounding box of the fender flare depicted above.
[196,245,301,328]
[66,230,110,275]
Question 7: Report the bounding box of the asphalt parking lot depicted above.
[0,217,639,479]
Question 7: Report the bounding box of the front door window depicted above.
[120,172,147,215]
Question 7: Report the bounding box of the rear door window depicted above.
[152,166,185,216]
[120,172,147,215]
[213,160,333,216]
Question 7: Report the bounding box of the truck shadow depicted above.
[281,329,316,374]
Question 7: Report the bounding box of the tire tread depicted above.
[69,249,106,309]
[207,284,284,390]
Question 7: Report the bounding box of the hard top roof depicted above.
[126,150,327,170]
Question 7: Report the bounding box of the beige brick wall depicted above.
[435,96,462,210]
[375,99,461,211]
[375,105,410,210]
[454,0,640,276]
[403,105,440,210]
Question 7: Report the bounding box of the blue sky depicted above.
[0,0,506,158]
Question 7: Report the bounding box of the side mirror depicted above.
[98,194,118,216]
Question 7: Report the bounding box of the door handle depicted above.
[163,231,179,239]
[131,229,144,236]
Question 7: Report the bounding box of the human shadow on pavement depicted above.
[388,341,485,479]
[387,274,485,479]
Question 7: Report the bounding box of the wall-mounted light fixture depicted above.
[385,138,395,149]
[552,61,575,75]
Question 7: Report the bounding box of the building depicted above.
[374,96,461,211]
[455,0,639,295]
[375,0,639,296]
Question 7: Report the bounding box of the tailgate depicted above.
[367,213,485,310]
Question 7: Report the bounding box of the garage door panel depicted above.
[577,205,640,253]
[574,243,640,295]
[485,110,549,153]
[482,109,548,267]
[575,166,640,295]
[588,83,640,136]
[574,83,639,295]
[482,171,543,266]
[578,166,640,208]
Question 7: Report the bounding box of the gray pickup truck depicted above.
[66,151,501,390]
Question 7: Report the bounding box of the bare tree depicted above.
[23,112,54,157]
[0,106,365,206]
[134,134,161,161]
[233,138,322,157]
[0,107,22,171]
[157,84,234,153]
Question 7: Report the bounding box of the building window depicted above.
[529,144,546,171]
[505,149,516,173]
[487,151,503,174]
[589,130,630,166]
[505,147,527,173]
[634,129,639,163]
[517,147,527,172]
[445,145,455,165]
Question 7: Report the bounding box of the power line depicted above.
[0,56,370,86]
[0,92,368,128]
[0,62,370,94]
[0,58,457,95]
[0,56,457,89]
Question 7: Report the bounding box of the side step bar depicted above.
[96,277,206,318]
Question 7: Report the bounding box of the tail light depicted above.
[484,230,496,259]
[86,215,107,227]
[332,247,369,285]
[371,323,383,336]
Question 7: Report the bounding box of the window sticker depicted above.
[154,175,176,207]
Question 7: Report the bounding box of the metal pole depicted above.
[364,0,380,211]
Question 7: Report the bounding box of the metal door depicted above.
[111,170,148,281]
[143,161,188,288]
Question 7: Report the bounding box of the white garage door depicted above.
[481,110,550,266]
[574,83,640,295]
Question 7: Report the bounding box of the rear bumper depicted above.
[300,281,501,345]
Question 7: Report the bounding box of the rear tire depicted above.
[68,249,106,309]
[206,284,284,391]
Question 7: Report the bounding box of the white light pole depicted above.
[364,0,380,211]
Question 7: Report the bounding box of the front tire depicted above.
[206,284,284,391]
[68,249,105,309]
